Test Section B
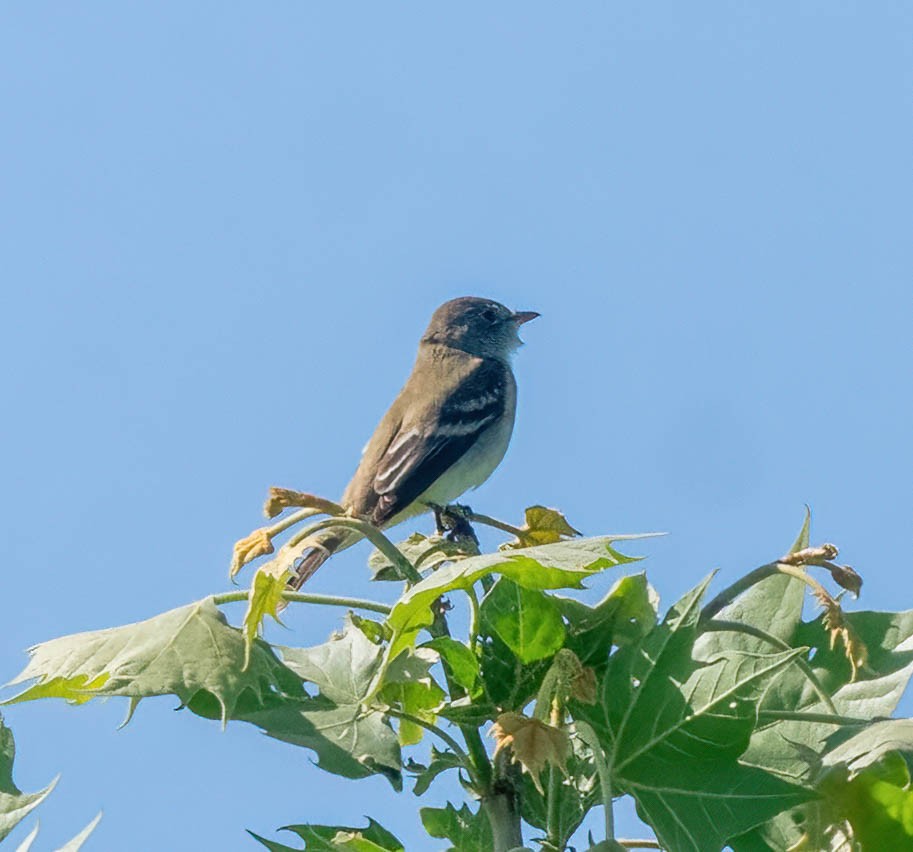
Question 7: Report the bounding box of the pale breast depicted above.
[417,370,517,507]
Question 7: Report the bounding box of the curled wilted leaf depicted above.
[827,563,863,597]
[816,592,868,681]
[570,665,598,705]
[263,487,345,519]
[230,527,275,579]
[490,711,570,793]
[781,543,840,566]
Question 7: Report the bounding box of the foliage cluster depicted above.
[2,497,912,851]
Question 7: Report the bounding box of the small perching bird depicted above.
[288,296,539,589]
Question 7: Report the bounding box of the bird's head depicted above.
[421,297,539,360]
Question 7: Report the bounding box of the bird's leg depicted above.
[431,503,448,536]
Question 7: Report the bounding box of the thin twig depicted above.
[703,620,837,714]
[212,590,392,615]
[384,708,477,783]
[758,710,884,726]
[467,511,527,539]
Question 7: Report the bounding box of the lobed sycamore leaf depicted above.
[250,817,404,851]
[575,577,812,852]
[239,699,401,786]
[4,598,296,725]
[407,747,465,796]
[419,802,493,852]
[730,606,913,851]
[520,744,598,846]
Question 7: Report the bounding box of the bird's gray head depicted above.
[421,297,539,360]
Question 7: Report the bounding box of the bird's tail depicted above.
[286,531,351,590]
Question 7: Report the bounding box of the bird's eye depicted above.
[479,308,498,323]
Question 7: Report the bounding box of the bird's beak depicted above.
[511,311,540,326]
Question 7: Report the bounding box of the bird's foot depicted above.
[430,503,479,546]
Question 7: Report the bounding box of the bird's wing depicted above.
[369,358,508,526]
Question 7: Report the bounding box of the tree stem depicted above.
[483,752,524,852]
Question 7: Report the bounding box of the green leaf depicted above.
[420,802,493,852]
[731,607,913,850]
[387,536,645,662]
[349,614,390,645]
[478,631,550,712]
[369,533,477,581]
[242,564,291,664]
[235,619,401,784]
[380,679,446,747]
[0,713,57,843]
[825,754,913,849]
[823,719,913,777]
[480,578,566,664]
[408,747,465,796]
[520,746,598,845]
[250,817,404,851]
[239,699,401,786]
[575,577,812,852]
[420,638,480,693]
[789,506,812,554]
[4,598,294,725]
[559,573,659,668]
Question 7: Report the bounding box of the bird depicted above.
[288,296,539,589]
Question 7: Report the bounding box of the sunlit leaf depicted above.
[4,599,292,725]
[823,754,913,849]
[242,562,292,665]
[501,505,581,548]
[378,645,445,745]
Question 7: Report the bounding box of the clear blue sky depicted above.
[2,3,912,849]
